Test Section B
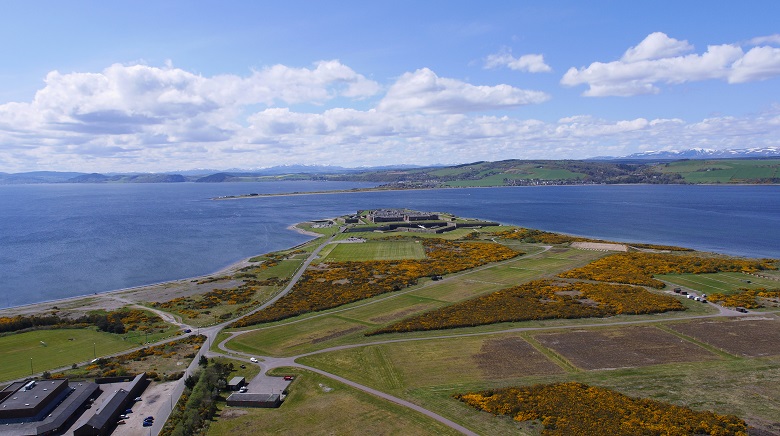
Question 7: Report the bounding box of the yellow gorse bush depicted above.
[368,279,684,335]
[559,252,775,288]
[231,239,521,327]
[456,382,747,435]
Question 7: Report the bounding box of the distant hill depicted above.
[0,171,87,184]
[66,173,188,183]
[2,155,778,186]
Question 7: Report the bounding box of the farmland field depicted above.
[656,159,780,183]
[668,318,780,357]
[298,334,565,391]
[321,240,427,261]
[0,328,138,382]
[533,326,719,370]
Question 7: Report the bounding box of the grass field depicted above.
[0,328,139,382]
[659,271,780,294]
[321,240,427,261]
[207,368,461,436]
[656,159,780,183]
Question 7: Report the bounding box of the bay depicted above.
[1,182,778,308]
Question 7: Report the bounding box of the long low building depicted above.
[226,392,282,408]
[0,379,101,436]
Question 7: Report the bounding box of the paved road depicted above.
[36,233,774,436]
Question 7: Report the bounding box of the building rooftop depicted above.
[0,379,67,415]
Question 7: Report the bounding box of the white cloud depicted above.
[750,34,780,46]
[729,46,780,83]
[485,51,552,73]
[377,68,549,113]
[621,32,693,62]
[562,32,780,96]
[1,60,779,172]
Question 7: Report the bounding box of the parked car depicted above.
[284,375,294,381]
[144,416,154,422]
[124,409,132,414]
[134,397,142,402]
[183,328,192,333]
[143,421,153,427]
[119,415,129,420]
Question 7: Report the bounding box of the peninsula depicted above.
[1,209,779,435]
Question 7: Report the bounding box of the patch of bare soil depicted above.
[311,326,365,344]
[474,337,564,378]
[220,408,249,419]
[370,304,436,323]
[669,317,780,357]
[535,326,718,370]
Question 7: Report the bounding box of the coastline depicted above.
[213,183,780,201]
[0,222,322,315]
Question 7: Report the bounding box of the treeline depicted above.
[456,382,747,435]
[161,358,232,436]
[0,309,163,335]
[559,252,776,288]
[231,239,521,328]
[368,279,684,335]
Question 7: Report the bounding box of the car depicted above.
[240,364,246,369]
[117,420,125,425]
[183,329,192,333]
[124,409,132,414]
[283,375,294,381]
[239,386,248,393]
[143,421,153,427]
[249,357,258,363]
[119,414,129,419]
[144,416,154,422]
[134,397,142,402]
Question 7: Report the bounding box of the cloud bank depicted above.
[0,40,779,172]
[562,32,780,96]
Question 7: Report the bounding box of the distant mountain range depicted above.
[1,148,779,185]
[603,146,780,160]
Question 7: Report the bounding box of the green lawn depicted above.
[322,240,427,261]
[658,272,780,294]
[0,328,139,381]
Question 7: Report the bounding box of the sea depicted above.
[1,182,779,308]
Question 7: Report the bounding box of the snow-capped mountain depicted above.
[611,147,780,160]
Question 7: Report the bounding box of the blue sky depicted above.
[1,1,779,172]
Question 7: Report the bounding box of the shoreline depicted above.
[0,222,322,314]
[213,183,780,200]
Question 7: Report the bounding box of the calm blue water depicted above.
[1,182,778,308]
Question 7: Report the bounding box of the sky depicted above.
[1,1,780,173]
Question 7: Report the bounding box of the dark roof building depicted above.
[0,380,69,422]
[226,392,282,408]
[0,379,100,436]
[74,373,149,436]
[228,377,246,391]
